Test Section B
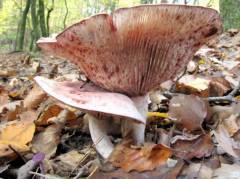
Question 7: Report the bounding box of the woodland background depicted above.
[0,0,240,53]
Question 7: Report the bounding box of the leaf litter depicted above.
[0,30,240,178]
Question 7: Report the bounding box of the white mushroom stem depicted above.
[86,113,114,159]
[86,94,149,159]
[121,120,146,145]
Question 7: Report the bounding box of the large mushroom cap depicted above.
[37,4,222,96]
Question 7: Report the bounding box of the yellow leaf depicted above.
[198,58,206,65]
[147,112,169,118]
[0,120,35,156]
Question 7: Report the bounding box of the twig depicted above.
[207,82,240,103]
[9,145,27,163]
[170,67,187,92]
[73,160,96,179]
[70,135,104,176]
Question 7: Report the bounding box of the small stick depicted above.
[207,82,240,103]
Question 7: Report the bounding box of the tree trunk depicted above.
[220,0,240,30]
[38,0,47,37]
[15,0,31,51]
[46,0,54,36]
[0,0,3,9]
[140,0,154,4]
[63,0,68,29]
[30,0,40,51]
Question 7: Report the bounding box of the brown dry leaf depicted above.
[212,164,240,179]
[109,139,172,172]
[213,124,240,158]
[222,114,239,137]
[168,94,207,132]
[31,61,41,74]
[90,160,184,179]
[19,110,38,123]
[0,69,16,77]
[0,101,23,121]
[171,134,213,160]
[23,84,48,109]
[176,75,210,97]
[0,86,9,106]
[36,103,76,125]
[51,150,85,176]
[36,103,63,125]
[32,110,68,158]
[0,119,35,157]
[209,77,231,97]
[31,124,61,159]
[180,163,213,179]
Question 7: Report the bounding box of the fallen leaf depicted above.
[0,101,23,121]
[0,86,9,106]
[32,110,68,158]
[51,150,85,176]
[176,75,210,97]
[209,77,231,97]
[212,164,240,179]
[180,163,213,179]
[169,94,207,132]
[0,119,35,157]
[222,114,239,137]
[36,104,63,125]
[109,139,172,172]
[90,160,184,179]
[171,134,213,160]
[0,69,16,77]
[24,84,48,109]
[32,124,61,159]
[213,124,240,158]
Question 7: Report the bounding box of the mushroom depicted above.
[35,4,222,159]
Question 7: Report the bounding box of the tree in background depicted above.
[15,0,31,51]
[220,0,240,30]
[15,0,50,51]
[140,0,154,3]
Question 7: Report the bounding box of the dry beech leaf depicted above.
[209,77,231,97]
[212,164,240,179]
[32,110,68,158]
[32,124,61,159]
[176,75,210,97]
[36,104,63,125]
[23,84,48,109]
[51,150,85,175]
[222,114,239,137]
[0,86,9,107]
[171,134,213,160]
[0,119,35,157]
[109,139,172,172]
[169,94,207,132]
[213,124,240,158]
[36,103,76,125]
[0,69,16,77]
[180,163,213,179]
[91,160,184,179]
[0,101,23,121]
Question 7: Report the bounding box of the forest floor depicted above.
[0,29,240,178]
